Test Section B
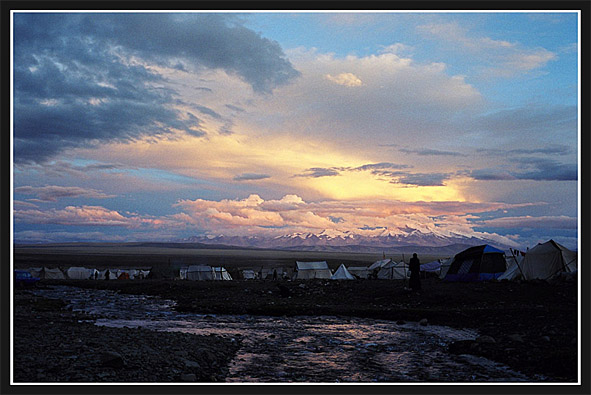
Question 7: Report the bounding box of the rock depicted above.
[100,351,126,368]
[476,335,496,344]
[182,359,200,369]
[180,373,196,382]
[541,336,551,342]
[419,319,428,326]
[508,334,524,342]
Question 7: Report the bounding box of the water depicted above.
[30,286,533,382]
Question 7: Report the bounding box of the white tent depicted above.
[179,266,189,280]
[498,254,525,281]
[377,261,410,280]
[347,266,371,279]
[186,265,214,281]
[421,260,442,273]
[520,240,577,280]
[213,267,232,280]
[331,264,356,280]
[26,268,43,278]
[439,258,453,279]
[293,261,332,280]
[138,270,150,279]
[66,267,95,280]
[242,270,257,280]
[42,267,66,279]
[368,259,392,271]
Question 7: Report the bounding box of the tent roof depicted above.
[331,264,355,280]
[295,261,329,270]
[368,259,392,270]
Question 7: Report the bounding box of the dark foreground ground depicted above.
[13,277,578,383]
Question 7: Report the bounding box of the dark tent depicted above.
[444,245,507,282]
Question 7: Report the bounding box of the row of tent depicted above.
[23,267,151,280]
[179,265,233,281]
[291,239,578,282]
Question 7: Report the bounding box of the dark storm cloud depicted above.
[13,13,299,163]
[352,162,410,172]
[233,173,271,181]
[14,185,115,202]
[476,145,571,156]
[387,172,452,186]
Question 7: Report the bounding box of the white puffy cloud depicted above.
[325,72,363,87]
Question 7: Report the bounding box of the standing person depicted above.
[409,253,421,291]
[105,269,110,281]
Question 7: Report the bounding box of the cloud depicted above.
[399,148,465,157]
[294,167,342,178]
[13,13,299,163]
[14,205,169,228]
[325,73,363,87]
[477,215,577,229]
[469,158,577,182]
[233,173,271,181]
[172,194,532,246]
[417,21,556,76]
[14,185,115,202]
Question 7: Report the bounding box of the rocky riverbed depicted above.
[13,290,240,382]
[13,277,579,383]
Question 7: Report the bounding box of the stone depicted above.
[419,319,428,326]
[508,334,524,342]
[180,373,196,382]
[182,359,200,369]
[476,335,496,344]
[541,336,551,342]
[100,351,126,368]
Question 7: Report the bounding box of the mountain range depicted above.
[184,228,511,254]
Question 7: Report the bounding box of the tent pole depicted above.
[511,249,525,279]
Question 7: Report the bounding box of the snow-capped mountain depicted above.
[184,227,511,252]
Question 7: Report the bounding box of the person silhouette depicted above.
[409,253,421,291]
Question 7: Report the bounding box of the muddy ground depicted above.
[15,277,578,383]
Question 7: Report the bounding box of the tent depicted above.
[377,261,410,280]
[212,267,232,281]
[439,258,453,279]
[98,269,121,280]
[186,265,215,281]
[66,267,96,280]
[331,264,356,280]
[519,240,577,280]
[444,245,507,282]
[498,254,525,281]
[259,268,287,280]
[347,266,371,279]
[421,260,442,273]
[242,270,257,280]
[179,266,189,280]
[368,259,392,271]
[293,261,332,280]
[26,268,43,278]
[42,267,66,279]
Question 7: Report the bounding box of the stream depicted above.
[31,286,534,382]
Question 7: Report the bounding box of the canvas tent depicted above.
[293,261,332,280]
[331,264,356,280]
[368,259,392,271]
[347,266,371,279]
[98,269,120,280]
[439,258,453,279]
[444,245,506,282]
[213,267,232,281]
[259,268,287,280]
[498,254,525,281]
[421,260,442,273]
[242,270,257,280]
[66,267,96,280]
[377,261,410,280]
[42,267,66,279]
[179,266,189,280]
[186,265,214,281]
[519,240,577,280]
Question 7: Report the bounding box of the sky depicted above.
[12,11,580,250]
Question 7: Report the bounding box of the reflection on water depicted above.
[30,286,533,382]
